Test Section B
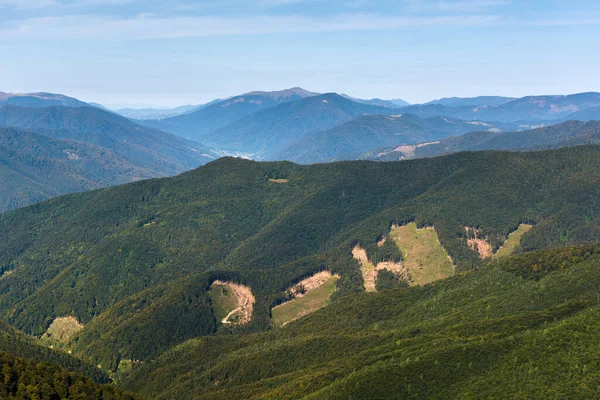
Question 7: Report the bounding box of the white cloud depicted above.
[0,0,133,9]
[407,0,510,12]
[0,13,502,40]
[0,0,56,9]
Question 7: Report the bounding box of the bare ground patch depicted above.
[211,281,255,325]
[272,272,339,327]
[289,271,336,297]
[464,224,533,260]
[465,227,492,259]
[352,245,408,292]
[42,316,83,343]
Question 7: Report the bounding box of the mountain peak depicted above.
[243,87,319,101]
[0,91,89,108]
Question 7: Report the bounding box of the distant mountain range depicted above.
[402,92,600,122]
[112,104,204,120]
[203,93,400,158]
[3,87,600,211]
[424,96,517,107]
[363,120,600,161]
[0,91,89,108]
[340,94,409,108]
[0,104,218,211]
[137,88,600,161]
[276,113,521,164]
[143,87,320,141]
[0,127,161,211]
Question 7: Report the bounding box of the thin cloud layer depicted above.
[0,13,503,40]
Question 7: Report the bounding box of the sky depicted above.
[1,0,600,108]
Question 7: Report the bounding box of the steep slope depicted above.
[146,87,318,141]
[0,91,89,108]
[0,352,138,399]
[0,105,218,210]
[122,245,600,399]
[204,93,396,158]
[277,113,515,164]
[114,104,204,120]
[340,94,407,108]
[0,105,216,170]
[403,92,600,122]
[0,127,159,212]
[565,105,600,122]
[425,95,517,107]
[0,319,109,383]
[1,147,600,370]
[368,120,600,161]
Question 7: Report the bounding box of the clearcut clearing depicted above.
[389,223,454,285]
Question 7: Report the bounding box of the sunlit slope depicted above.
[123,245,600,399]
[1,147,600,370]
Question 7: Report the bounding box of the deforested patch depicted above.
[272,271,339,327]
[390,223,454,286]
[465,227,492,259]
[492,224,534,260]
[210,281,255,325]
[352,245,409,292]
[42,316,84,343]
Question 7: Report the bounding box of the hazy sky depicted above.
[1,0,600,107]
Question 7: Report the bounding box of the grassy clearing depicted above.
[352,245,377,292]
[209,284,238,323]
[492,224,533,260]
[42,316,83,344]
[390,223,454,285]
[272,276,338,327]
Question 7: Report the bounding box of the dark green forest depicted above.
[1,146,600,398]
[123,245,600,399]
[0,352,138,399]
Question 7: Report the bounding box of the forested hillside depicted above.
[0,127,159,211]
[0,352,138,399]
[365,120,600,161]
[1,146,600,373]
[146,88,318,141]
[0,319,109,383]
[276,114,517,164]
[123,245,600,399]
[0,91,89,108]
[0,105,218,211]
[202,93,396,158]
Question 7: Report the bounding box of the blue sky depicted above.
[1,0,599,107]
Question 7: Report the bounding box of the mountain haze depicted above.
[0,91,89,108]
[204,93,397,158]
[146,87,318,141]
[0,127,161,212]
[425,96,517,107]
[0,105,218,210]
[367,120,600,161]
[277,113,518,164]
[403,92,600,122]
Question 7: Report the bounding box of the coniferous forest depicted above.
[1,146,600,398]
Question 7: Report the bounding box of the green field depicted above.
[271,276,338,327]
[493,224,533,260]
[209,284,238,323]
[390,223,454,285]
